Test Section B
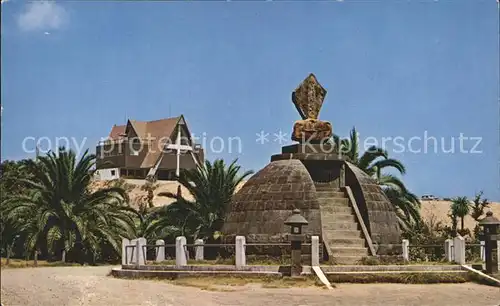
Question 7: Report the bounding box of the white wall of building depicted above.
[95,168,120,181]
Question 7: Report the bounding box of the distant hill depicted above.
[91,179,500,231]
[90,179,245,207]
[420,200,500,230]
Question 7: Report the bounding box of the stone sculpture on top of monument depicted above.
[291,73,333,144]
[281,73,337,156]
[222,73,402,264]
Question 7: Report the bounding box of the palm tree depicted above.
[136,206,184,243]
[0,160,32,258]
[2,148,137,263]
[333,127,421,229]
[157,159,253,242]
[336,127,406,177]
[451,196,470,231]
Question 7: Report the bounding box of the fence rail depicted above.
[184,244,235,247]
[122,236,498,268]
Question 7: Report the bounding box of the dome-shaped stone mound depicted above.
[222,159,322,244]
[222,156,402,260]
[222,73,402,261]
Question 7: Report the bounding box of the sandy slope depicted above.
[90,179,245,207]
[92,179,500,231]
[420,200,500,230]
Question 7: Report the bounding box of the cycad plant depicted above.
[2,148,137,263]
[157,159,253,242]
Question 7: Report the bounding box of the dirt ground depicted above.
[1,266,499,306]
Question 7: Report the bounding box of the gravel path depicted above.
[1,266,499,306]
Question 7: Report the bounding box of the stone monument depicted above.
[291,73,332,143]
[222,73,402,263]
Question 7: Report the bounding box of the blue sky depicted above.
[1,1,499,200]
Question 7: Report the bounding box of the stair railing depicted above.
[343,186,376,256]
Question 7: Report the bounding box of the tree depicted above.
[158,159,253,242]
[469,191,489,221]
[384,187,421,231]
[333,127,421,229]
[2,148,137,263]
[468,191,490,239]
[0,160,32,258]
[448,211,459,237]
[337,127,406,178]
[139,180,158,215]
[451,196,470,232]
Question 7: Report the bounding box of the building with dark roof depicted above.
[95,115,204,181]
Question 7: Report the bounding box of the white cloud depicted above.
[18,1,67,32]
[1,0,11,4]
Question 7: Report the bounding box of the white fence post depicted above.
[195,239,204,261]
[176,236,187,267]
[402,239,409,262]
[235,236,246,269]
[497,239,500,270]
[311,236,320,266]
[480,240,485,262]
[135,239,141,265]
[453,236,465,265]
[122,238,130,265]
[137,237,146,266]
[444,239,453,262]
[156,239,165,262]
[129,239,137,264]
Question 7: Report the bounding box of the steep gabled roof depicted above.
[140,116,181,168]
[107,117,181,140]
[105,115,186,168]
[108,125,126,140]
[129,120,148,139]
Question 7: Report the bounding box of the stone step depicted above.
[329,256,364,265]
[324,213,356,222]
[322,222,359,231]
[317,198,350,206]
[320,205,353,214]
[327,230,362,239]
[315,191,346,198]
[330,247,368,257]
[328,238,365,248]
[314,184,340,190]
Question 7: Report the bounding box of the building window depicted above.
[111,170,116,176]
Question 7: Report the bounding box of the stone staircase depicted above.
[315,183,369,264]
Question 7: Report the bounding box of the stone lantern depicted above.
[284,208,308,276]
[479,211,500,274]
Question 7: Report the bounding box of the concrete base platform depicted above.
[121,264,283,272]
[113,264,474,284]
[112,268,283,280]
[318,264,465,272]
